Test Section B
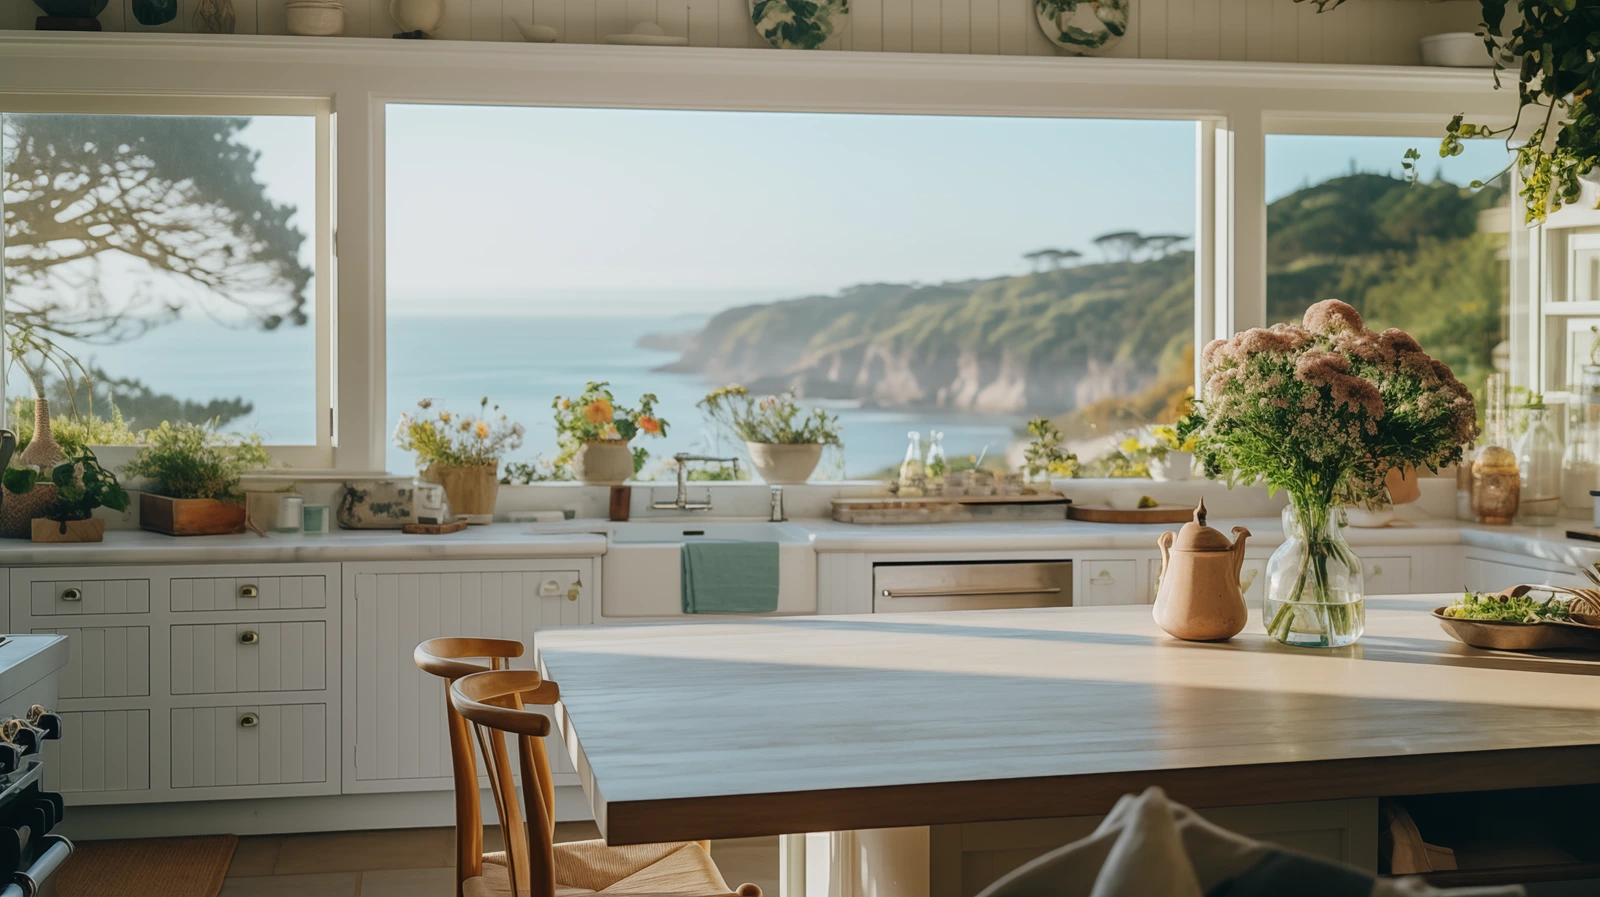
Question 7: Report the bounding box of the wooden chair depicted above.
[449,667,762,897]
[414,637,535,897]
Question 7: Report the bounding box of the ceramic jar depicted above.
[390,0,443,35]
[0,400,61,539]
[746,442,822,485]
[1472,445,1521,525]
[570,442,634,486]
[421,464,498,520]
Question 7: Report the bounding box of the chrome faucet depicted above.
[769,485,785,522]
[651,453,739,511]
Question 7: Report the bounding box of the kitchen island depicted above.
[538,595,1600,894]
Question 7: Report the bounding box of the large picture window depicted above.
[385,105,1199,478]
[1,109,324,451]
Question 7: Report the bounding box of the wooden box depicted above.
[139,493,247,536]
[31,517,106,543]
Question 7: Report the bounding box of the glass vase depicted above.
[1263,499,1365,648]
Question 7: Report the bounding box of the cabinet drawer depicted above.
[32,626,150,698]
[1361,556,1411,595]
[171,575,328,612]
[46,709,151,795]
[1081,560,1139,606]
[171,622,327,695]
[27,578,150,616]
[170,703,328,789]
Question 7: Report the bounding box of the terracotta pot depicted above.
[421,465,499,519]
[32,517,106,543]
[746,442,822,485]
[1385,465,1422,505]
[570,442,634,486]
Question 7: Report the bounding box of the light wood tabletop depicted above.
[535,595,1600,845]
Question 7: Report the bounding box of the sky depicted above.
[376,105,1516,317]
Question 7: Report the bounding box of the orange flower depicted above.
[585,398,614,425]
[475,421,490,439]
[638,415,661,435]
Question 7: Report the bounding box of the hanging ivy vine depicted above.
[1296,0,1600,224]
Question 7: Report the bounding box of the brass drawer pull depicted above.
[239,713,259,728]
[238,584,259,599]
[239,631,260,645]
[59,588,81,602]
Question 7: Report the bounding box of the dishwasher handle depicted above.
[879,586,1064,599]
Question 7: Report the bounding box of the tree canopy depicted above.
[2,114,312,344]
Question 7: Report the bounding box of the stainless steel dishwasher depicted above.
[872,560,1073,612]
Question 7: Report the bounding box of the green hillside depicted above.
[652,172,1507,436]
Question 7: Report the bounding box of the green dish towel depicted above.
[681,541,780,614]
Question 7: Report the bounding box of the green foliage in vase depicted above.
[393,397,524,471]
[3,450,130,523]
[122,421,269,502]
[551,383,666,473]
[697,386,843,446]
[1022,418,1078,481]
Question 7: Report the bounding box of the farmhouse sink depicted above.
[599,521,817,618]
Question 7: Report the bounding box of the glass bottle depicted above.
[1563,402,1599,511]
[924,430,947,480]
[1515,395,1563,526]
[899,431,924,482]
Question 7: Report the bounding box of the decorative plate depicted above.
[750,0,849,50]
[1034,0,1128,55]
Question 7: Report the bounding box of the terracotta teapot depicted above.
[1153,500,1251,641]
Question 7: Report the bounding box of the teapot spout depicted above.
[1230,526,1252,576]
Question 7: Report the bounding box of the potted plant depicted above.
[1192,300,1478,647]
[697,386,841,485]
[5,450,130,543]
[394,397,524,520]
[122,421,270,536]
[1148,410,1202,482]
[1022,418,1080,482]
[552,383,666,486]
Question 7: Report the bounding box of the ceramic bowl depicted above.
[287,3,344,34]
[514,19,559,41]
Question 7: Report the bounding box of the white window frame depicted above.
[0,92,336,469]
[0,34,1519,476]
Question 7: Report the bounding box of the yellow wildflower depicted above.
[475,421,490,439]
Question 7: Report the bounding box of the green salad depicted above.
[1442,590,1573,624]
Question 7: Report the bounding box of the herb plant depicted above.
[4,449,131,522]
[1442,589,1572,624]
[1022,418,1080,480]
[122,421,270,501]
[697,386,843,447]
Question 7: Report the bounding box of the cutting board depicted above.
[1068,504,1193,524]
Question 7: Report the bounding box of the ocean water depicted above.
[26,315,1026,479]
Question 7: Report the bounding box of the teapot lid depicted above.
[1171,499,1233,551]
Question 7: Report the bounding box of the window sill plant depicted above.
[5,450,131,544]
[697,386,842,485]
[1193,300,1477,648]
[394,397,523,520]
[121,421,270,536]
[553,383,666,486]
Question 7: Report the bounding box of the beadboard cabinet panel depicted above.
[47,709,152,799]
[28,577,150,617]
[7,0,1480,64]
[171,574,328,612]
[343,560,594,794]
[32,626,152,699]
[170,621,328,695]
[170,702,331,794]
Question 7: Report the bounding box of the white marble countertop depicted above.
[0,513,1596,567]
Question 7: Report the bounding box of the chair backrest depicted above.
[414,638,539,897]
[451,668,564,897]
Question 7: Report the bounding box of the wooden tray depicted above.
[1432,608,1600,652]
[1068,504,1193,524]
[403,519,468,535]
[832,492,1069,510]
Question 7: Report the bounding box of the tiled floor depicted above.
[219,822,780,897]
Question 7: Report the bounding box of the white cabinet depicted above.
[1464,555,1589,592]
[13,562,341,805]
[342,560,594,794]
[1360,556,1412,594]
[1077,559,1141,606]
